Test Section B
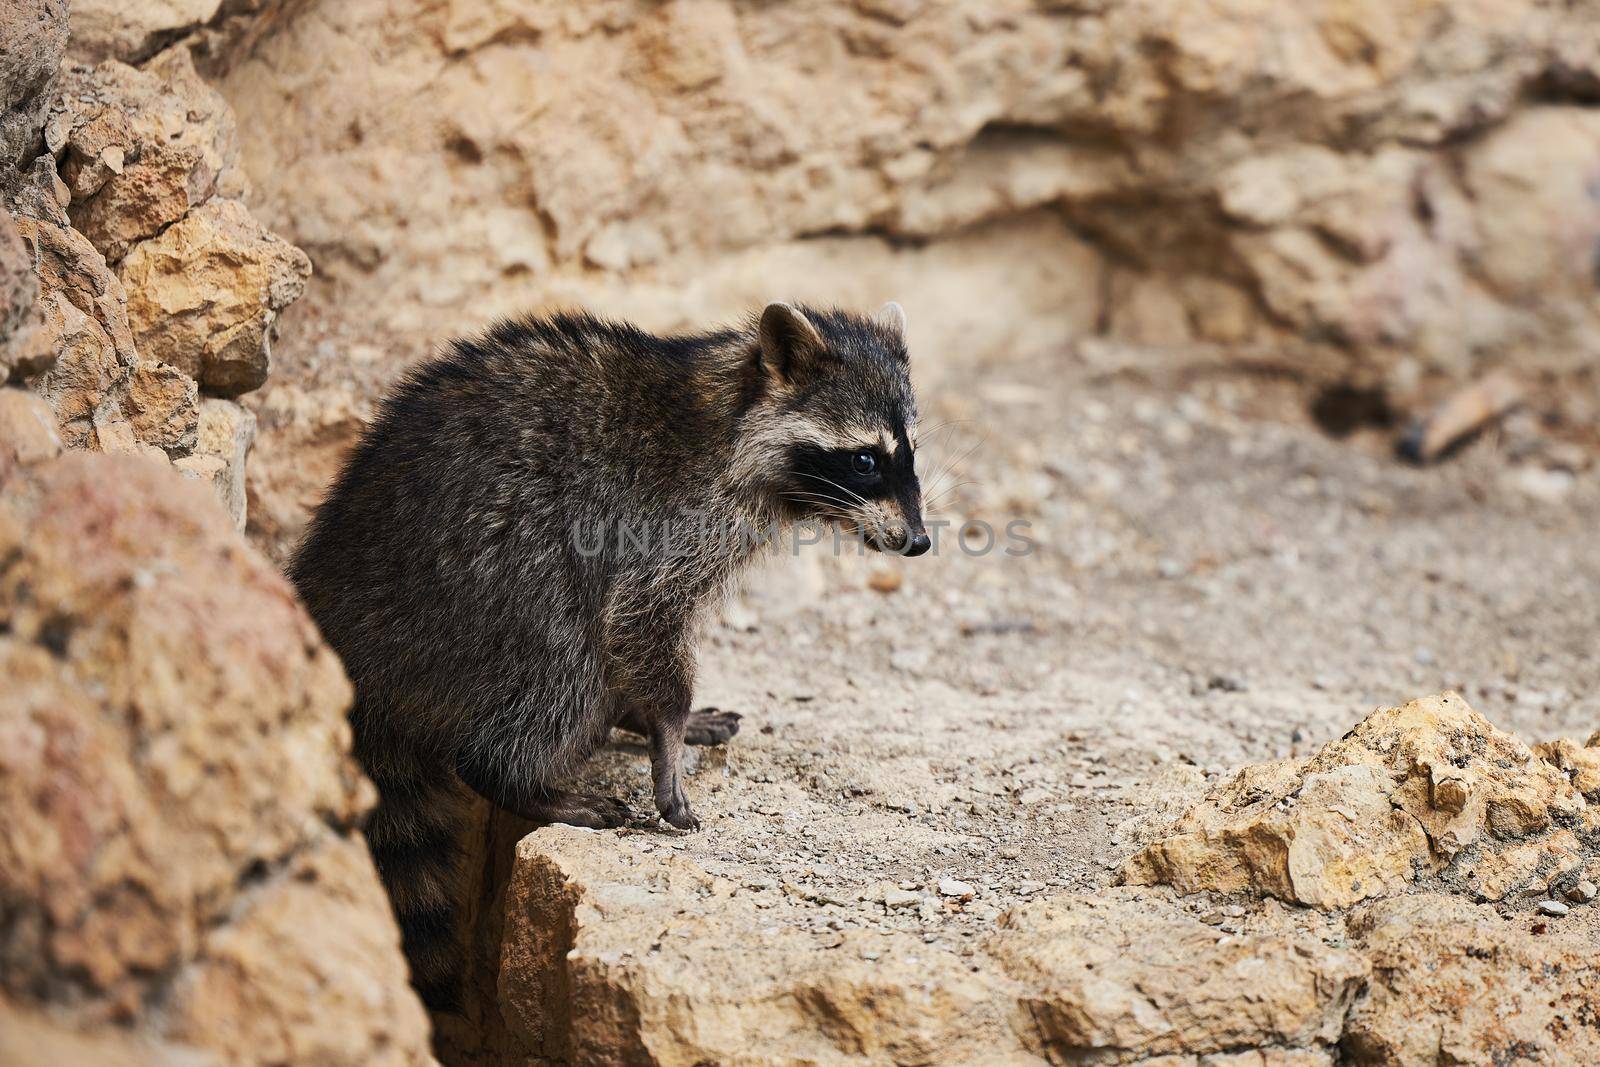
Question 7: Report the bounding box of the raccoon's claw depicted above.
[685,708,742,747]
[659,801,701,832]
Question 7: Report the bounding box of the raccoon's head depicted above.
[734,301,930,556]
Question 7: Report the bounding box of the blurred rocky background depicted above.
[3,1,1599,1064]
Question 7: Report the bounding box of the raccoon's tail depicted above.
[361,751,471,1012]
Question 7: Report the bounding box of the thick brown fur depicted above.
[290,304,926,1008]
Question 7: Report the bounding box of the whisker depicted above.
[796,471,870,507]
[924,480,975,510]
[921,434,986,498]
[783,493,855,512]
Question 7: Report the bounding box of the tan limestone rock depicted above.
[1121,693,1592,907]
[0,451,432,1065]
[1341,893,1600,1065]
[990,894,1365,1064]
[0,207,49,382]
[120,197,311,396]
[46,47,245,263]
[66,0,306,70]
[217,0,1600,382]
[0,0,68,165]
[3,158,197,454]
[0,386,62,480]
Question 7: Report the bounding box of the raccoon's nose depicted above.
[904,531,932,557]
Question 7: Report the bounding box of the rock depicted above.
[1568,880,1598,904]
[0,387,62,480]
[119,198,311,396]
[1121,693,1593,908]
[1341,894,1600,1064]
[0,999,213,1067]
[0,0,68,165]
[938,877,976,899]
[1536,899,1570,917]
[0,208,48,383]
[67,0,225,65]
[1534,734,1600,797]
[882,887,920,909]
[866,566,902,594]
[218,0,1600,383]
[240,379,372,559]
[47,48,246,263]
[484,831,1368,1066]
[191,397,256,527]
[483,787,1597,1065]
[124,361,200,453]
[990,894,1364,1064]
[0,452,431,1065]
[3,159,197,454]
[67,0,302,71]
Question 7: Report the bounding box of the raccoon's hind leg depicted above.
[454,745,634,829]
[361,751,472,1011]
[616,706,742,746]
[477,780,632,829]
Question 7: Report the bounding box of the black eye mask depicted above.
[786,440,918,505]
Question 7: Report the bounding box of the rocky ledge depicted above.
[455,694,1598,1066]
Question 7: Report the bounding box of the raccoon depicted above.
[289,302,929,1008]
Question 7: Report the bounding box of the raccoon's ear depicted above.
[875,301,908,336]
[758,302,828,385]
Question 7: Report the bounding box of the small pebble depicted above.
[884,888,921,910]
[1537,900,1570,917]
[1566,880,1597,904]
[938,878,976,899]
[867,567,903,594]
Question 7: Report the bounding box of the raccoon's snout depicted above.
[870,516,929,556]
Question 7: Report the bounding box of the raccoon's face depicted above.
[740,301,930,556]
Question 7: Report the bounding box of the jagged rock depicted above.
[0,0,68,165]
[479,697,1600,1065]
[2,159,197,454]
[175,396,255,527]
[67,0,225,64]
[479,830,1363,1066]
[219,0,1600,382]
[0,387,61,480]
[120,197,311,396]
[1534,734,1600,798]
[494,830,1596,1065]
[0,207,48,383]
[67,0,306,71]
[0,451,431,1065]
[1120,693,1595,907]
[989,895,1365,1064]
[1341,894,1600,1065]
[46,47,245,263]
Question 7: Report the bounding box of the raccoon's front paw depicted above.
[685,707,742,746]
[659,799,701,832]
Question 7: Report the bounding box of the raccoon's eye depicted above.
[851,451,878,476]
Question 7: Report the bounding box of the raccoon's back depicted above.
[289,333,610,696]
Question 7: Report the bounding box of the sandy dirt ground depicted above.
[571,353,1600,945]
